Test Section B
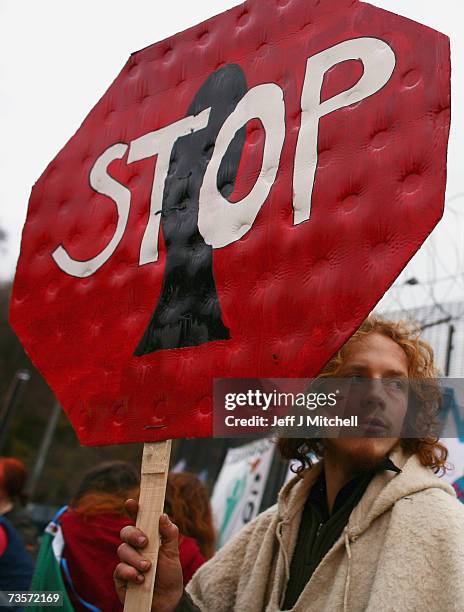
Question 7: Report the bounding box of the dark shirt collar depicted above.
[309,455,401,521]
[379,456,402,474]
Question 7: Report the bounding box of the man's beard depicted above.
[323,437,400,472]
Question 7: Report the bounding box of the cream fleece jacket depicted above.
[187,448,464,611]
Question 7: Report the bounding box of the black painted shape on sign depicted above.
[134,64,248,355]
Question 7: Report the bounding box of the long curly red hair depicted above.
[278,316,448,475]
[164,472,215,559]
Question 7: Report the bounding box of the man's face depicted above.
[324,332,409,470]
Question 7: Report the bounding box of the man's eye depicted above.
[385,379,407,392]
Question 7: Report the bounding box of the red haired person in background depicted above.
[0,456,38,556]
[59,461,139,612]
[164,472,215,584]
[0,457,34,593]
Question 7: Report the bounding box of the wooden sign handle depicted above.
[123,440,172,612]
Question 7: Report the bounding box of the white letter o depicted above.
[198,83,285,249]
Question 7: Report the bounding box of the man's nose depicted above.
[361,379,386,410]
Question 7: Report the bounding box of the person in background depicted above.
[0,456,35,607]
[59,461,139,612]
[0,456,38,557]
[0,513,34,596]
[164,472,215,584]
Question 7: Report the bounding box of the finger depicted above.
[117,542,151,572]
[125,498,138,522]
[120,525,148,548]
[114,562,145,586]
[113,567,128,606]
[159,514,180,561]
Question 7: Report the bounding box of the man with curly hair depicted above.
[114,316,464,611]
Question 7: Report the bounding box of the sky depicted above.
[1,0,463,311]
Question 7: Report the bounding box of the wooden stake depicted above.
[123,440,172,612]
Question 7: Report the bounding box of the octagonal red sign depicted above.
[10,0,450,445]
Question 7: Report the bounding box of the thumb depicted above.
[159,514,180,560]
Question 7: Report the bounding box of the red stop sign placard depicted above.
[10,0,450,445]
